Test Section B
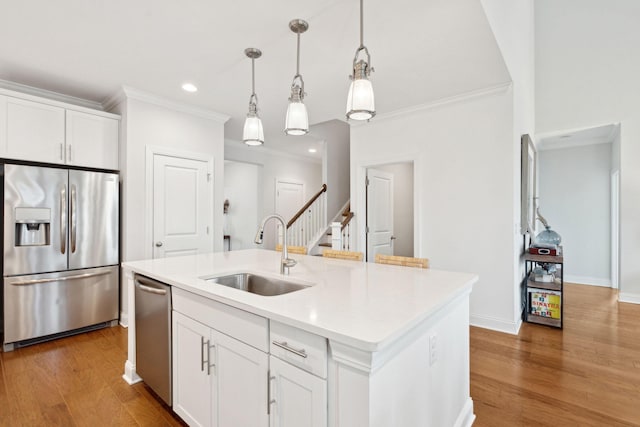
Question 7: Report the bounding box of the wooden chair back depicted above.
[275,244,307,255]
[322,249,364,261]
[374,254,430,269]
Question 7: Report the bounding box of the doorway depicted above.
[275,179,305,247]
[146,147,213,259]
[536,123,620,288]
[365,162,414,262]
[223,160,262,251]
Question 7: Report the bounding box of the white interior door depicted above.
[366,168,394,262]
[153,154,212,258]
[275,180,304,246]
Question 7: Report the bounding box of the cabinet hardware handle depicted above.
[207,343,215,375]
[267,372,276,415]
[272,341,308,358]
[68,144,72,162]
[59,143,63,161]
[201,336,208,373]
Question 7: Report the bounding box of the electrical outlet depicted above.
[429,334,437,366]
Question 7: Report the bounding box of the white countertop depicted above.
[123,249,477,351]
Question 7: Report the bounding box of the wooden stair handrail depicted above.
[341,211,354,231]
[287,184,327,228]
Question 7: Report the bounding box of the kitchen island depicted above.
[122,249,477,427]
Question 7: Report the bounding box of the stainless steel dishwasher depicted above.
[134,274,172,406]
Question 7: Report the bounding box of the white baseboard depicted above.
[618,292,640,304]
[122,360,142,385]
[453,397,476,427]
[119,311,129,328]
[470,314,521,335]
[564,275,611,287]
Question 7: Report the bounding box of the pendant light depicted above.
[243,48,264,146]
[285,19,310,136]
[346,0,375,121]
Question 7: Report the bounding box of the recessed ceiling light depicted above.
[182,83,198,93]
[308,148,317,153]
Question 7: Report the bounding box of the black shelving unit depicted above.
[523,250,564,328]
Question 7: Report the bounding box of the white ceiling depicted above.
[0,0,509,158]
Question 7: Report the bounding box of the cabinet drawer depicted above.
[172,287,268,352]
[270,321,327,379]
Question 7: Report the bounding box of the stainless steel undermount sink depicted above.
[204,273,310,296]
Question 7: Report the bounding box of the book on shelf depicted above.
[528,288,561,319]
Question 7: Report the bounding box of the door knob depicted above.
[155,241,163,247]
[390,236,397,241]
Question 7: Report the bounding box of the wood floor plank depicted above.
[471,283,640,426]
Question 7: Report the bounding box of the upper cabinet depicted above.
[66,110,118,169]
[0,91,119,170]
[2,97,65,163]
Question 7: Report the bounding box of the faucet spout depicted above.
[254,214,297,275]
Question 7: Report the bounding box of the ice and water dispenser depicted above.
[14,207,51,246]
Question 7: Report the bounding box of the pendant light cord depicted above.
[296,33,301,76]
[251,58,256,97]
[359,0,364,48]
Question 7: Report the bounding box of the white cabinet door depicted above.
[269,356,327,427]
[5,97,65,164]
[173,312,213,427]
[212,330,269,427]
[66,110,118,169]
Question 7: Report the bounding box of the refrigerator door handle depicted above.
[60,186,67,254]
[8,270,111,286]
[71,184,77,253]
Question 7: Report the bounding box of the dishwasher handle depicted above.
[134,275,169,295]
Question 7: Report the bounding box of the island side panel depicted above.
[329,291,474,427]
[123,268,142,384]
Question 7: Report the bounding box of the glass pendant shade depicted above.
[243,114,264,146]
[346,77,375,121]
[285,100,308,135]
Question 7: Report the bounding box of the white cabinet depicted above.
[0,91,119,169]
[3,96,65,163]
[172,311,269,427]
[173,311,212,427]
[215,330,268,427]
[269,356,327,427]
[66,110,118,169]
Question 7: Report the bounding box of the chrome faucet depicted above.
[254,214,297,275]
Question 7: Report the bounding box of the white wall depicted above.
[109,90,227,323]
[538,143,612,285]
[535,0,640,302]
[225,142,322,250]
[311,120,350,219]
[223,160,262,251]
[480,0,536,324]
[351,87,518,333]
[376,162,414,257]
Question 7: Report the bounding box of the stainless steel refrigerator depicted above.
[2,163,119,351]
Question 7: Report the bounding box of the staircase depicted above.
[314,203,354,254]
[281,185,354,255]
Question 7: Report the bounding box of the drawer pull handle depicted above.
[272,340,308,358]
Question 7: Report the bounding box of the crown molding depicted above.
[102,86,230,123]
[224,138,322,165]
[349,81,513,127]
[0,79,105,110]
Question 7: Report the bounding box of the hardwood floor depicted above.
[471,283,640,426]
[0,326,186,427]
[0,283,638,426]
